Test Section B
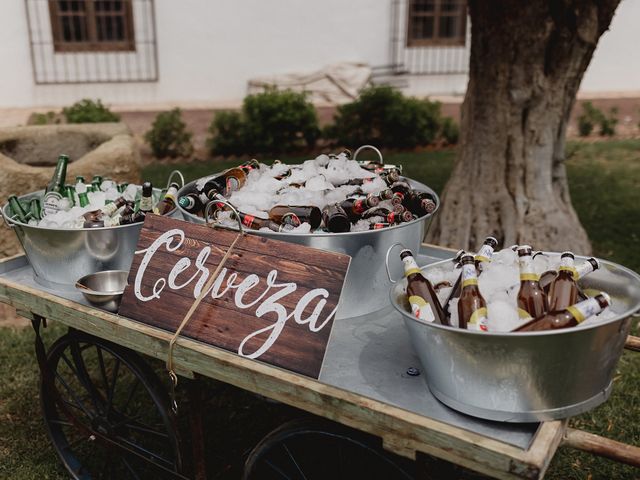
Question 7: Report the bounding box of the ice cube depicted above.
[487,300,521,332]
[100,180,116,192]
[123,184,138,202]
[305,175,334,191]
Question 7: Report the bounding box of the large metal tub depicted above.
[1,189,182,291]
[390,255,640,422]
[178,178,438,318]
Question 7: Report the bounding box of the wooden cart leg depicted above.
[561,428,640,468]
[186,375,208,480]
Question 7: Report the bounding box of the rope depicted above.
[166,229,244,413]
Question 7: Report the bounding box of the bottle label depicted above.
[408,295,436,323]
[102,202,119,217]
[165,186,178,203]
[518,254,537,279]
[475,244,495,264]
[139,196,153,212]
[242,214,255,228]
[520,273,540,282]
[518,308,533,320]
[468,307,489,331]
[42,191,62,217]
[461,263,478,287]
[574,260,595,280]
[386,212,396,224]
[558,256,578,279]
[282,212,301,227]
[566,298,602,324]
[104,215,122,227]
[401,255,422,277]
[226,176,240,194]
[353,199,366,214]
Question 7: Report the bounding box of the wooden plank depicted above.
[624,335,640,352]
[562,427,640,467]
[0,275,556,480]
[118,215,351,379]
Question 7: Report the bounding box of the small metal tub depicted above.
[390,255,640,422]
[1,189,182,291]
[178,177,439,319]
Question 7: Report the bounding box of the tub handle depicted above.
[353,145,384,164]
[166,170,185,190]
[385,242,406,284]
[204,200,245,235]
[0,208,16,229]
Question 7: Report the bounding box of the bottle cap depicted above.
[561,251,575,259]
[460,253,475,263]
[142,181,153,196]
[587,257,600,270]
[484,236,498,248]
[517,245,533,255]
[399,249,414,259]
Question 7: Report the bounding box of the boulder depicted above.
[0,123,141,257]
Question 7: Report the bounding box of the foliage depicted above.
[325,86,442,149]
[144,108,194,159]
[29,111,61,125]
[439,117,460,145]
[577,102,618,137]
[62,99,120,124]
[208,89,320,155]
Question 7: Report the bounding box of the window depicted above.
[48,0,135,52]
[406,0,467,47]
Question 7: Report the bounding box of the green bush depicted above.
[144,108,194,159]
[577,101,618,137]
[29,111,61,125]
[440,117,459,145]
[325,86,442,149]
[208,89,320,156]
[62,99,120,123]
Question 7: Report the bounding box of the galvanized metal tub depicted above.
[1,189,182,292]
[390,255,640,422]
[178,177,438,318]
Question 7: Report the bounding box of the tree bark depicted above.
[426,0,620,253]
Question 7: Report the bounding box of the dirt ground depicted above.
[0,304,28,328]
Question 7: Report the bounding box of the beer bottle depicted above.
[363,207,413,224]
[539,270,557,293]
[400,249,448,325]
[405,191,437,216]
[139,182,154,213]
[63,185,76,207]
[201,168,247,197]
[231,211,293,232]
[154,182,179,215]
[83,196,128,222]
[457,254,489,331]
[78,191,90,208]
[84,211,145,228]
[389,181,412,200]
[43,154,69,217]
[444,237,498,317]
[239,159,260,174]
[29,198,42,221]
[340,196,379,221]
[345,177,376,187]
[381,170,401,185]
[268,205,322,229]
[368,222,390,230]
[517,245,548,319]
[548,252,579,311]
[575,257,600,280]
[178,193,205,214]
[117,182,129,194]
[513,292,610,332]
[322,204,351,233]
[8,196,31,223]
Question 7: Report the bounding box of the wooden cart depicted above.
[0,246,638,479]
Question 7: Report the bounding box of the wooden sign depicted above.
[118,214,351,378]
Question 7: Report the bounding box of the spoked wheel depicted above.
[40,330,183,479]
[243,418,415,480]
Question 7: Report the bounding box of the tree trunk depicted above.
[426,0,620,253]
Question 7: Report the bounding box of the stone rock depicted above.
[0,123,141,258]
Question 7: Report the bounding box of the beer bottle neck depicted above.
[401,254,422,277]
[461,262,479,288]
[575,259,596,280]
[475,243,495,264]
[518,254,539,281]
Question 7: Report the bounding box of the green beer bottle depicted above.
[29,198,42,222]
[78,191,90,208]
[8,195,31,223]
[43,154,69,217]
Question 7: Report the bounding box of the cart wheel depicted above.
[243,418,414,480]
[40,331,182,479]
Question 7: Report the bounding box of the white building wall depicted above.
[0,0,637,109]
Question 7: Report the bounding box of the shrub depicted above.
[62,99,120,123]
[577,101,618,137]
[144,108,194,158]
[208,89,320,156]
[440,117,459,145]
[325,86,442,149]
[28,111,61,125]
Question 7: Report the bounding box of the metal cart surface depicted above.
[0,245,638,479]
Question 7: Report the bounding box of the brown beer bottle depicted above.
[154,182,179,215]
[268,205,322,229]
[233,211,293,232]
[548,252,579,311]
[513,292,610,332]
[340,196,379,221]
[322,204,351,232]
[457,254,489,331]
[444,237,498,318]
[516,245,548,319]
[400,249,448,325]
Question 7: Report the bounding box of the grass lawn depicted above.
[0,140,639,479]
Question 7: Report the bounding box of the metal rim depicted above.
[390,254,640,337]
[352,145,384,163]
[178,177,438,238]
